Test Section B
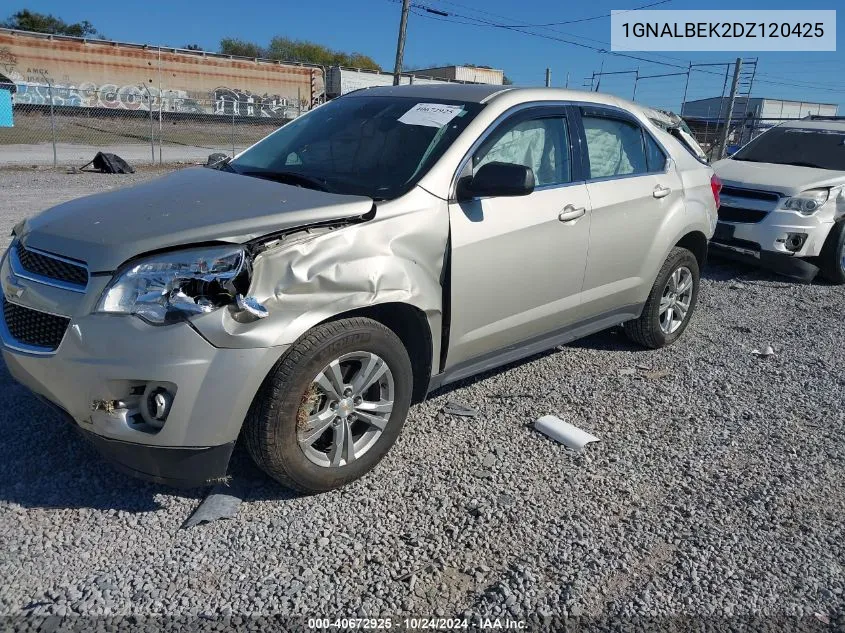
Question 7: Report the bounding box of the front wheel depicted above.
[624,247,700,349]
[818,221,845,284]
[244,317,413,493]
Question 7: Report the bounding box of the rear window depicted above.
[732,127,845,171]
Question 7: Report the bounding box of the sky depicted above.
[7,0,845,111]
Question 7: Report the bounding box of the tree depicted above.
[219,35,381,70]
[219,38,266,58]
[1,9,101,38]
[184,44,203,51]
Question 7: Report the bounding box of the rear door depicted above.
[575,106,684,318]
[446,105,592,370]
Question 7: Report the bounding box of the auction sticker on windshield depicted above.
[399,103,464,128]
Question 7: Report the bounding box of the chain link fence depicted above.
[0,84,295,168]
[2,81,836,169]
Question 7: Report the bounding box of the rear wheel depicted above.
[624,247,700,349]
[818,221,845,284]
[244,317,413,493]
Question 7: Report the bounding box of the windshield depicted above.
[227,96,484,200]
[731,126,845,171]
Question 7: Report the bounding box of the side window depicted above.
[582,115,648,179]
[474,116,571,187]
[644,133,667,172]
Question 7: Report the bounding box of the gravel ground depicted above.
[0,168,842,630]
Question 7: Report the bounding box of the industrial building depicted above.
[411,65,504,85]
[681,96,840,149]
[325,65,504,99]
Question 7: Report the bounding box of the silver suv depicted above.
[1,85,718,491]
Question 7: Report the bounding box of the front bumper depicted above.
[717,208,834,258]
[2,310,287,487]
[709,237,819,281]
[711,208,834,281]
[43,398,235,487]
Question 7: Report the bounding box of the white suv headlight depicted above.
[781,188,830,215]
[97,245,249,324]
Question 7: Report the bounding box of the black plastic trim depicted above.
[710,241,819,282]
[80,430,234,488]
[428,304,642,392]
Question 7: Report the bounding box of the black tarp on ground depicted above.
[82,152,135,174]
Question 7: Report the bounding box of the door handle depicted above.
[558,205,586,222]
[653,185,672,199]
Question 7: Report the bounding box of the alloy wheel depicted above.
[659,266,694,334]
[297,351,395,468]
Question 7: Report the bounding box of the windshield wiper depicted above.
[238,170,331,192]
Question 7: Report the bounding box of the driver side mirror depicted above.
[457,162,535,201]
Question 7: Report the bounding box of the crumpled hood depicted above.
[18,167,374,272]
[713,158,845,196]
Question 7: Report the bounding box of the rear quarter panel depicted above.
[653,132,717,277]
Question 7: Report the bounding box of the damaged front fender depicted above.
[190,187,450,374]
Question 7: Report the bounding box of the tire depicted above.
[624,247,700,349]
[818,221,845,284]
[244,317,413,493]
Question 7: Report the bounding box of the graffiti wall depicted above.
[0,29,324,118]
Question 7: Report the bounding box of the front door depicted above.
[446,107,591,370]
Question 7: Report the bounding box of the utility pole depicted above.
[680,62,692,114]
[545,68,552,87]
[141,84,155,163]
[393,0,411,86]
[716,58,742,160]
[565,72,570,89]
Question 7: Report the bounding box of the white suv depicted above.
[713,117,845,283]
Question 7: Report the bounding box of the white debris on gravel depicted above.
[751,345,777,358]
[534,415,599,451]
[0,168,844,626]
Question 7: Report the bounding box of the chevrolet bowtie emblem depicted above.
[4,273,25,299]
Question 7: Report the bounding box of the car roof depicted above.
[779,119,845,132]
[344,84,650,113]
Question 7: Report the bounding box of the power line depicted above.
[407,2,845,95]
[407,3,695,70]
[477,0,672,28]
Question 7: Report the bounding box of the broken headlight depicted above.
[96,245,250,324]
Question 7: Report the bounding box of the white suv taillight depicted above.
[711,174,723,209]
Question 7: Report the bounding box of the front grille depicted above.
[720,186,780,202]
[16,242,88,287]
[718,205,769,224]
[2,300,70,350]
